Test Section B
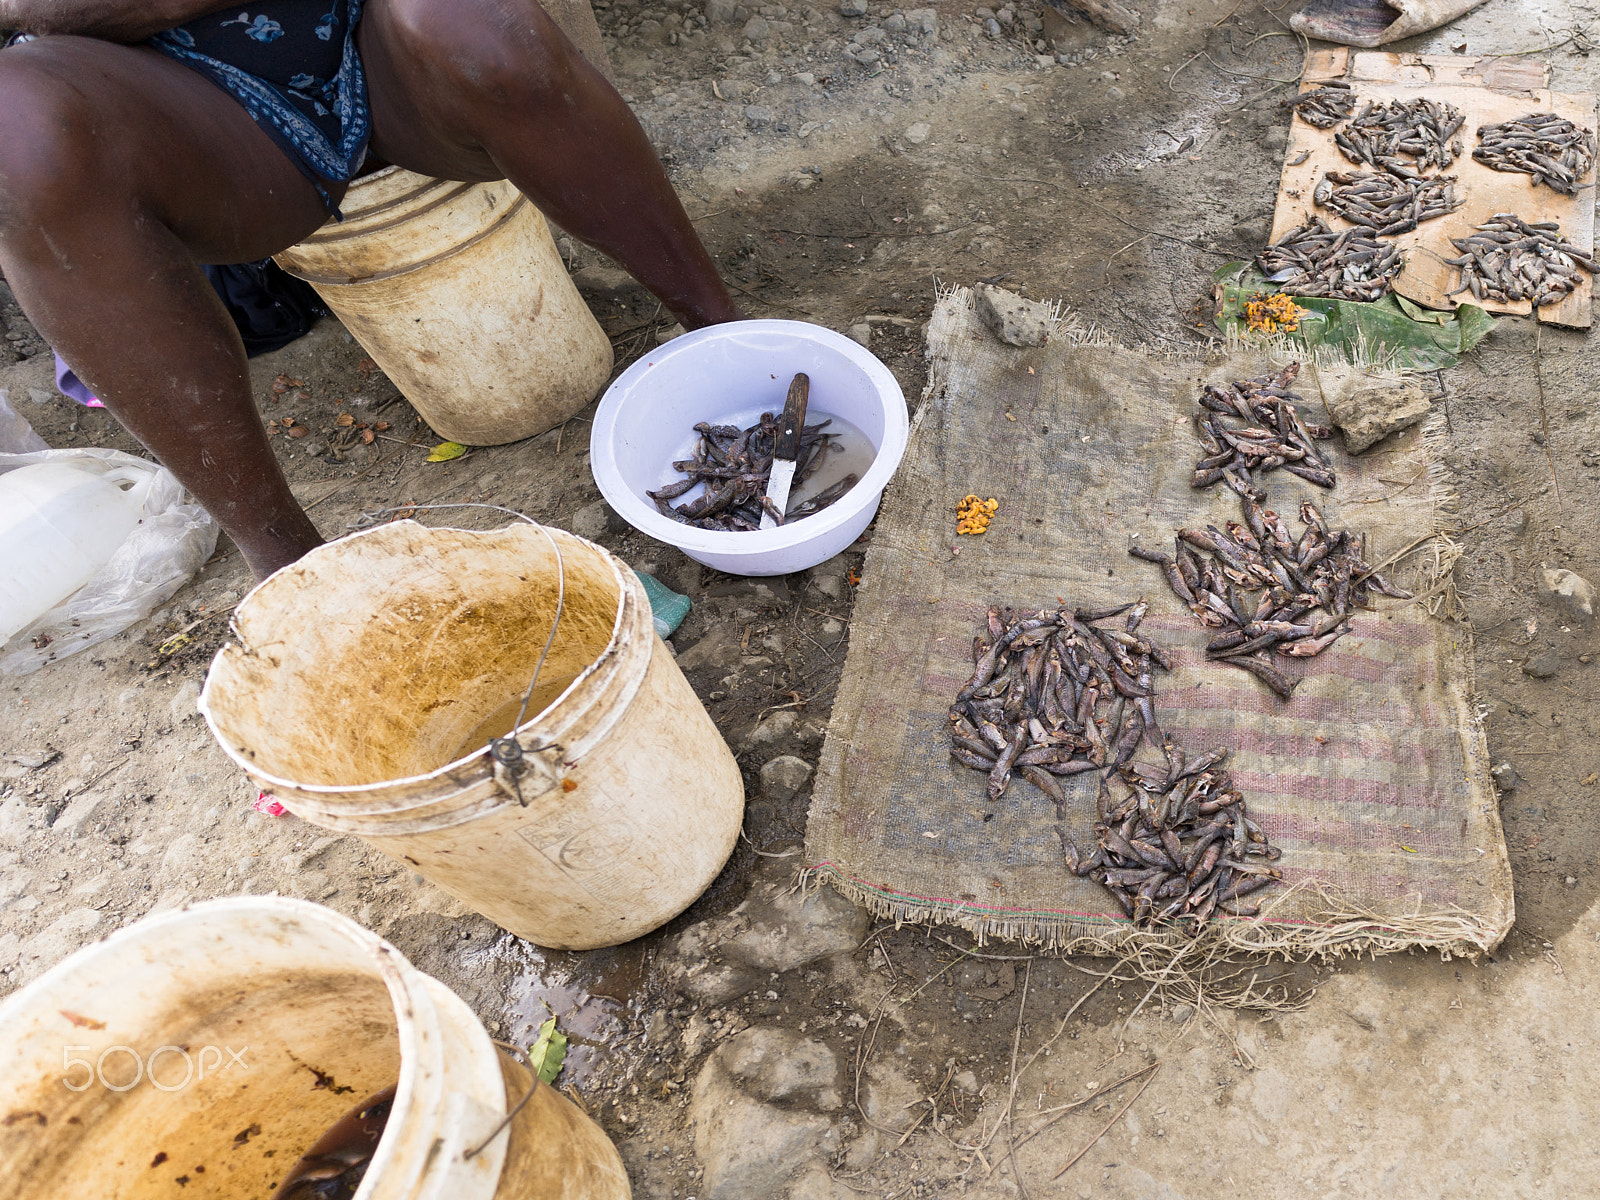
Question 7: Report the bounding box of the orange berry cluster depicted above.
[956,494,999,536]
[1243,292,1304,335]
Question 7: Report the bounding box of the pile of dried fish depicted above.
[1257,217,1403,300]
[1131,495,1410,699]
[1336,97,1464,177]
[1474,112,1596,195]
[1312,168,1462,235]
[1286,81,1354,130]
[649,414,855,530]
[1445,213,1597,307]
[947,601,1173,812]
[1189,363,1336,493]
[1059,733,1283,928]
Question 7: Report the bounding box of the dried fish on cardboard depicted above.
[1473,113,1597,196]
[1336,96,1465,176]
[1258,216,1403,301]
[1445,213,1597,308]
[1287,81,1356,130]
[1312,168,1463,236]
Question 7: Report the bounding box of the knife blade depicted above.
[759,372,810,529]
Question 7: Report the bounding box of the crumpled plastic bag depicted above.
[1290,0,1488,47]
[0,386,48,453]
[0,388,218,675]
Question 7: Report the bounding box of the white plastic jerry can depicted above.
[0,459,157,643]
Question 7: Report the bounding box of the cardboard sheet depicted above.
[1272,50,1597,329]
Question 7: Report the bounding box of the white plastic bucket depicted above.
[0,897,630,1200]
[276,169,614,447]
[199,519,744,950]
[589,319,909,576]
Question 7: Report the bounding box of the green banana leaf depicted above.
[1213,262,1496,370]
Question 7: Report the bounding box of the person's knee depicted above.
[0,52,105,237]
[378,0,581,109]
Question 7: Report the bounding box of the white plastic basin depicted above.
[590,320,909,576]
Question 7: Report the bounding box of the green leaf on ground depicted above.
[529,1016,568,1084]
[425,441,470,463]
[1212,261,1496,371]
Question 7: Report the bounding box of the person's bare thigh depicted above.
[356,0,535,183]
[0,35,334,263]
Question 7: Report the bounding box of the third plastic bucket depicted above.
[199,520,745,950]
[275,169,614,447]
[0,897,629,1200]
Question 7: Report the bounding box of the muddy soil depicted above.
[4,0,1600,1195]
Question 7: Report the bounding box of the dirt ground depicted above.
[3,0,1599,1195]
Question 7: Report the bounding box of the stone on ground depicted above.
[657,864,867,1003]
[1321,370,1432,454]
[1539,567,1596,628]
[744,708,799,749]
[722,878,867,971]
[690,1027,843,1200]
[1523,648,1560,679]
[973,282,1052,347]
[760,755,814,802]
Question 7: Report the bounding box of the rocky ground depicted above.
[4,0,1600,1196]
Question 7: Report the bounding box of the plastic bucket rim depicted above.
[198,520,644,798]
[588,318,909,558]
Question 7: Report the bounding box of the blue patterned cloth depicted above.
[149,3,370,214]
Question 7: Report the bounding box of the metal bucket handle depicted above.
[350,502,567,806]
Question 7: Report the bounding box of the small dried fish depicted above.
[1286,81,1354,130]
[1129,367,1413,696]
[649,408,851,530]
[1473,113,1596,196]
[1445,213,1597,309]
[1336,96,1464,175]
[1312,168,1462,235]
[1059,732,1283,934]
[1188,364,1336,491]
[1258,216,1403,301]
[948,602,1171,812]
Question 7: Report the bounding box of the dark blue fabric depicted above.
[203,259,328,356]
[148,3,370,213]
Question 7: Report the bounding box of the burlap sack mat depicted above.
[803,288,1512,957]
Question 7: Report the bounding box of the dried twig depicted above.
[1533,326,1563,511]
[1001,960,1034,1200]
[1004,1062,1160,1159]
[1050,1064,1161,1180]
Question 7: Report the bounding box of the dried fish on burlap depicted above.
[1136,365,1416,696]
[1185,363,1337,491]
[803,287,1512,956]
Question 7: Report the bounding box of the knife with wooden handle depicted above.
[759,372,810,529]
